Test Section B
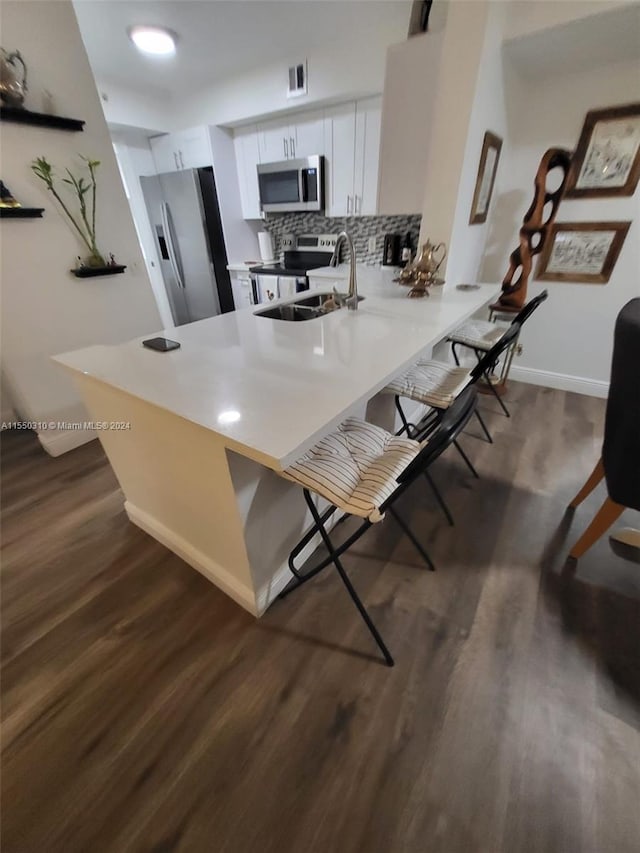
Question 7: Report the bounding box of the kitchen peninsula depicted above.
[54,273,498,615]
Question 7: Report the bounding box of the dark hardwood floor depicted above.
[2,383,639,853]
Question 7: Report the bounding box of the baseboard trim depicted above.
[38,427,97,457]
[509,366,609,399]
[125,501,259,616]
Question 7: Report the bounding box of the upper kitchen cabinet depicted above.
[258,118,291,163]
[233,125,262,219]
[149,134,178,174]
[150,126,212,173]
[326,102,356,216]
[354,97,381,216]
[325,97,381,217]
[292,111,324,158]
[377,34,443,214]
[257,112,324,162]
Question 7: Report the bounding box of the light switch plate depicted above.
[368,236,376,253]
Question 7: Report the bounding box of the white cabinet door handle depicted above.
[283,137,288,159]
[178,150,185,169]
[290,137,295,158]
[173,151,179,170]
[347,195,352,215]
[355,195,361,215]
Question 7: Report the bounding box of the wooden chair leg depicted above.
[569,457,605,509]
[569,497,625,560]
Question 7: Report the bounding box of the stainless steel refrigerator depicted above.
[141,168,233,326]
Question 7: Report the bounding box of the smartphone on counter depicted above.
[142,337,181,352]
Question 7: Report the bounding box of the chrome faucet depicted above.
[330,231,359,310]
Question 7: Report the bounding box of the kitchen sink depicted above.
[254,291,364,321]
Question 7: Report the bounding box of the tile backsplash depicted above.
[264,212,422,265]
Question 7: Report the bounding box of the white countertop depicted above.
[54,277,499,470]
[226,261,262,273]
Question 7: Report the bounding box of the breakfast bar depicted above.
[54,274,498,615]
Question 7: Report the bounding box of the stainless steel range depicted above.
[249,234,338,304]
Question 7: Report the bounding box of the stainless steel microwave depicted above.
[257,155,324,213]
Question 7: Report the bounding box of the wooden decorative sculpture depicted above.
[495,147,572,311]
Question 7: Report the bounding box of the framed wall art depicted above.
[469,131,502,224]
[536,221,631,284]
[565,103,640,198]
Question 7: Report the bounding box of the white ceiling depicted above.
[73,0,412,98]
[504,2,640,79]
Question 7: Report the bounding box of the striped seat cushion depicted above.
[447,318,506,350]
[282,418,421,522]
[383,360,471,408]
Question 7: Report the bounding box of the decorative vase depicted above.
[0,48,28,108]
[86,252,106,268]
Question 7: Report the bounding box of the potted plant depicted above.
[31,155,107,268]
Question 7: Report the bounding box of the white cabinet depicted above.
[230,271,253,310]
[233,99,379,220]
[257,112,324,162]
[258,118,290,163]
[174,127,212,169]
[327,102,357,217]
[149,134,178,173]
[233,126,262,220]
[354,97,381,216]
[326,97,381,217]
[291,112,324,158]
[150,127,211,173]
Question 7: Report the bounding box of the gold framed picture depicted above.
[535,222,631,284]
[565,103,640,198]
[469,131,502,225]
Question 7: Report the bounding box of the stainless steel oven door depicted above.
[257,155,324,212]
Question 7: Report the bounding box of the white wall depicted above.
[480,57,640,396]
[110,131,175,328]
[504,0,635,39]
[172,13,411,130]
[442,0,509,287]
[417,0,492,276]
[97,80,172,134]
[377,18,446,215]
[1,0,162,456]
[208,127,261,263]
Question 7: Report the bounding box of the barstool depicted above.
[278,388,479,666]
[447,290,549,418]
[385,322,521,452]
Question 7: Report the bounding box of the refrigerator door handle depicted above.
[161,202,185,289]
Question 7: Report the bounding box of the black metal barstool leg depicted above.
[304,491,394,666]
[486,371,511,418]
[395,396,414,438]
[424,470,454,526]
[453,439,479,479]
[474,408,493,443]
[387,505,436,572]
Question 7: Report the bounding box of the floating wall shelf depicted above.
[0,106,85,132]
[0,207,44,218]
[72,265,126,278]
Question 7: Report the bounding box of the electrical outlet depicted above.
[368,236,377,253]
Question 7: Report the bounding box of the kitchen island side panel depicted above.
[70,374,258,613]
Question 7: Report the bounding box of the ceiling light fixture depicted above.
[128,25,177,56]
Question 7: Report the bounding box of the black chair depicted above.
[277,387,479,666]
[568,298,640,559]
[386,321,522,446]
[448,290,549,418]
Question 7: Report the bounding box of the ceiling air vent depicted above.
[287,61,307,98]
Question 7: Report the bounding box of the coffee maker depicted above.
[382,234,401,266]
